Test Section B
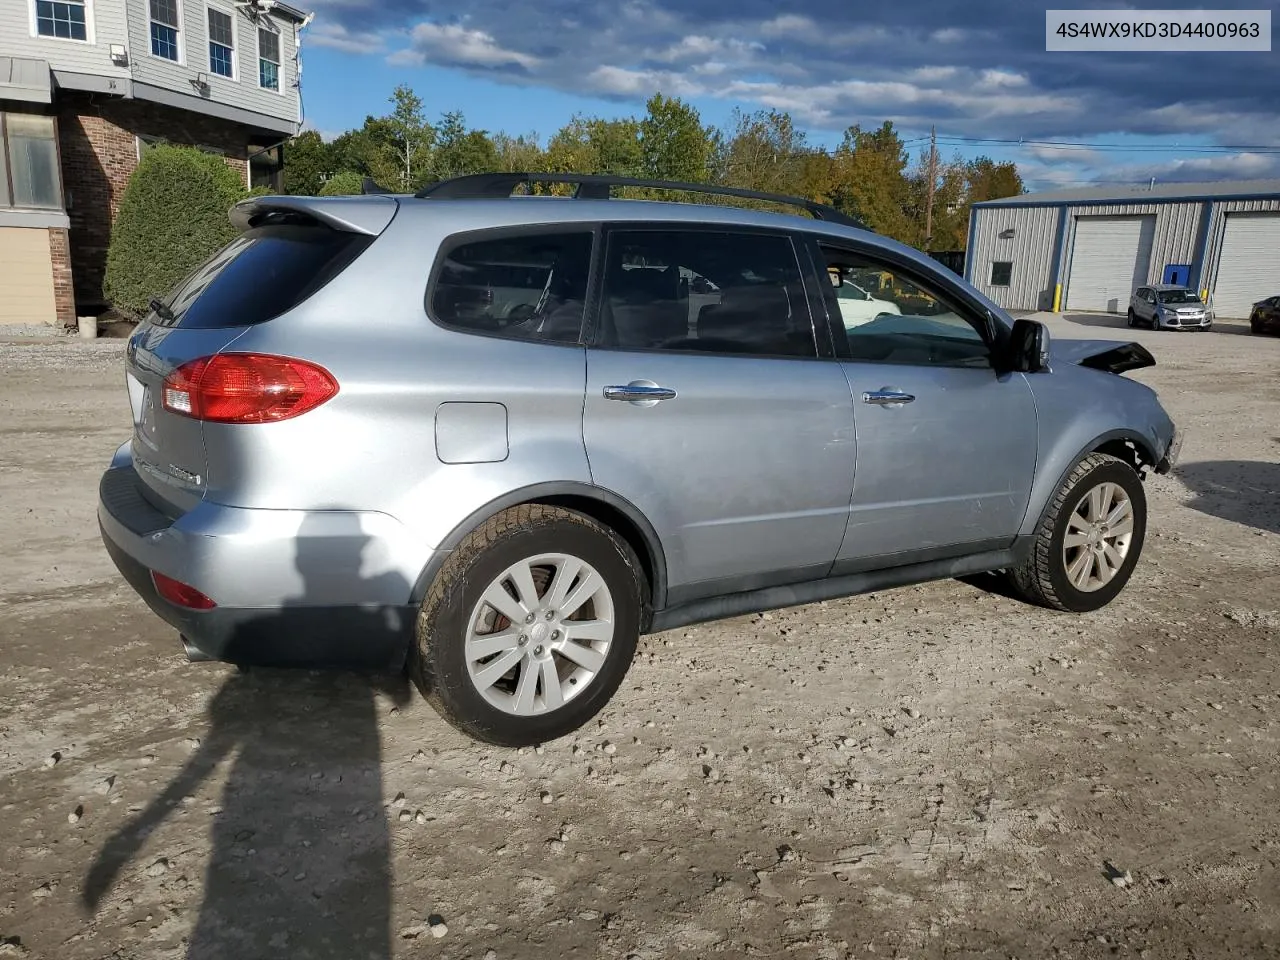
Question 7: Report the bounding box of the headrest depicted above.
[698,284,792,340]
[609,264,678,303]
[716,284,789,315]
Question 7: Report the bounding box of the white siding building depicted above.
[0,0,313,326]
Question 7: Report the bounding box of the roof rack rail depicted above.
[413,172,865,229]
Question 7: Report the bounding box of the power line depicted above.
[930,135,1280,154]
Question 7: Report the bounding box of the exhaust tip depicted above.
[179,634,215,663]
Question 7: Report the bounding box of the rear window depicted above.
[150,224,372,329]
[427,229,594,345]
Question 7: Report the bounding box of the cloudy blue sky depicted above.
[295,0,1280,192]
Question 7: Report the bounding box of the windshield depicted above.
[1158,289,1200,304]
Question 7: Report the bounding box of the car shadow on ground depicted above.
[1175,460,1280,536]
[82,518,414,959]
[1060,312,1132,329]
[1172,460,1280,537]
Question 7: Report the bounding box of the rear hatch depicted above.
[124,196,397,518]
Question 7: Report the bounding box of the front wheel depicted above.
[1005,453,1147,612]
[1126,309,1136,328]
[411,505,645,746]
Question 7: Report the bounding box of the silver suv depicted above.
[98,173,1181,746]
[1128,284,1212,330]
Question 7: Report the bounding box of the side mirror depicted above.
[1007,318,1051,373]
[828,269,844,288]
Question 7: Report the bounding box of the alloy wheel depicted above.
[1061,481,1135,592]
[464,553,615,715]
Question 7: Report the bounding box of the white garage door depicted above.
[0,227,57,326]
[1211,213,1280,319]
[1065,215,1156,313]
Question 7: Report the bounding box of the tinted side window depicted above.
[820,246,991,368]
[154,225,373,329]
[597,229,815,359]
[429,231,593,344]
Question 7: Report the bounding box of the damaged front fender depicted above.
[1050,339,1157,375]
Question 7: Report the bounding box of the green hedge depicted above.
[318,170,365,196]
[104,145,252,319]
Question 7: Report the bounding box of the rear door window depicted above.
[595,228,816,359]
[152,224,372,329]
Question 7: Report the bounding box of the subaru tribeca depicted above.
[99,173,1181,747]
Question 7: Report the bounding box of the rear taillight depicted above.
[152,571,217,610]
[162,353,338,424]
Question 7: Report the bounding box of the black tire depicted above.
[1126,308,1136,328]
[1005,453,1147,613]
[410,504,645,747]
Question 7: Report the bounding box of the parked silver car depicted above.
[1128,284,1212,330]
[98,173,1181,746]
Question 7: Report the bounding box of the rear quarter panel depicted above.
[199,210,593,551]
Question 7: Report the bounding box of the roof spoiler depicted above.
[229,194,399,236]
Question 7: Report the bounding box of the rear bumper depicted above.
[98,448,430,670]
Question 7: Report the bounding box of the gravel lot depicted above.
[1,314,1277,960]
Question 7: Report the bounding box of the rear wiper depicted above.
[149,298,176,323]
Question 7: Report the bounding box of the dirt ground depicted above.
[1,314,1278,960]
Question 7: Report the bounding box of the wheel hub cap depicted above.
[464,553,616,716]
[1062,480,1135,593]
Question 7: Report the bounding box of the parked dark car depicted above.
[1249,296,1280,335]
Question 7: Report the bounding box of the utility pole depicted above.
[924,125,938,251]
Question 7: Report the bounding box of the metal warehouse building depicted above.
[964,179,1280,318]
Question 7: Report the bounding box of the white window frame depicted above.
[29,0,95,44]
[148,0,185,65]
[1,112,67,211]
[255,21,283,94]
[205,4,237,81]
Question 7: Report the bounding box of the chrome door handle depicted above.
[604,384,677,402]
[862,389,915,406]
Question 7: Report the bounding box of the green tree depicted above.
[428,111,498,182]
[545,115,598,174]
[318,170,366,195]
[639,93,714,183]
[382,84,434,189]
[328,126,375,178]
[965,157,1024,204]
[903,147,968,250]
[544,115,642,177]
[491,132,544,172]
[588,118,643,176]
[830,121,913,242]
[104,144,249,319]
[719,108,809,198]
[283,130,332,195]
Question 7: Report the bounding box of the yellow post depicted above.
[1052,284,1062,313]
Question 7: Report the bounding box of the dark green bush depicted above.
[104,145,251,319]
[318,170,365,196]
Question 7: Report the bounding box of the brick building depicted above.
[0,0,311,329]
